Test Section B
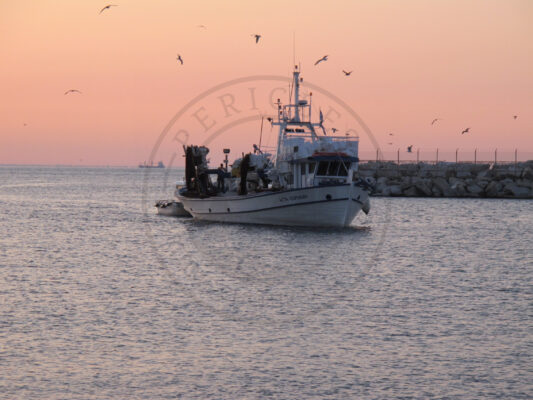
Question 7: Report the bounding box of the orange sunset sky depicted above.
[1,0,532,166]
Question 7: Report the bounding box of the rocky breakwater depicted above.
[358,161,533,199]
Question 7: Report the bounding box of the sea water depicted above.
[0,166,531,399]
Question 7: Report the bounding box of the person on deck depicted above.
[217,164,225,192]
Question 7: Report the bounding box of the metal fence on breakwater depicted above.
[359,148,532,166]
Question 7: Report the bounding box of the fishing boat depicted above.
[176,66,372,227]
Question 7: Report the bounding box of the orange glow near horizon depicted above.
[1,0,532,166]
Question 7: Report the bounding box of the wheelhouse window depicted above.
[327,161,340,176]
[301,162,317,175]
[338,162,350,176]
[315,160,351,177]
[317,161,328,176]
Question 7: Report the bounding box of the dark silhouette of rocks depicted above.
[358,161,533,198]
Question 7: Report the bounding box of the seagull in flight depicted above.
[99,4,117,14]
[252,34,261,43]
[389,133,394,136]
[331,128,338,133]
[64,89,82,95]
[431,118,440,125]
[197,25,207,29]
[461,127,470,135]
[407,145,413,153]
[314,55,328,65]
[513,115,518,120]
[176,54,183,65]
[388,142,393,145]
[342,70,352,76]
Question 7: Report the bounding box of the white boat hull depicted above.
[177,184,368,227]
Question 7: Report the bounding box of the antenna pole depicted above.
[292,31,296,67]
[259,116,264,150]
[293,67,300,122]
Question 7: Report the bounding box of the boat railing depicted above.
[283,132,315,142]
[283,132,359,142]
[321,135,359,142]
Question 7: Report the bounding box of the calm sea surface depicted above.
[0,165,531,399]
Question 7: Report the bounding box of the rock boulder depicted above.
[389,185,403,196]
[522,167,533,181]
[466,183,484,196]
[414,180,432,196]
[403,186,419,197]
[433,177,454,197]
[504,183,531,198]
[484,181,502,197]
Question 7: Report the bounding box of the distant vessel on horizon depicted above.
[139,161,165,168]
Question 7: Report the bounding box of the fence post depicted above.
[436,148,439,164]
[474,148,477,165]
[376,149,379,163]
[417,148,419,164]
[456,148,458,163]
[397,148,400,165]
[494,148,497,165]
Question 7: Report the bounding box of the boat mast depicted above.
[293,66,300,122]
[273,65,324,166]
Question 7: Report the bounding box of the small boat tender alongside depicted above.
[155,198,191,217]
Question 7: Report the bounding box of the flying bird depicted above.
[389,133,394,136]
[513,115,518,120]
[431,118,440,125]
[176,54,183,65]
[99,4,117,14]
[407,145,413,153]
[342,70,352,76]
[461,127,470,135]
[64,89,82,95]
[314,55,328,65]
[252,34,261,43]
[197,25,207,29]
[331,128,338,133]
[388,142,393,145]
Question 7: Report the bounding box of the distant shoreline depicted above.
[0,164,186,169]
